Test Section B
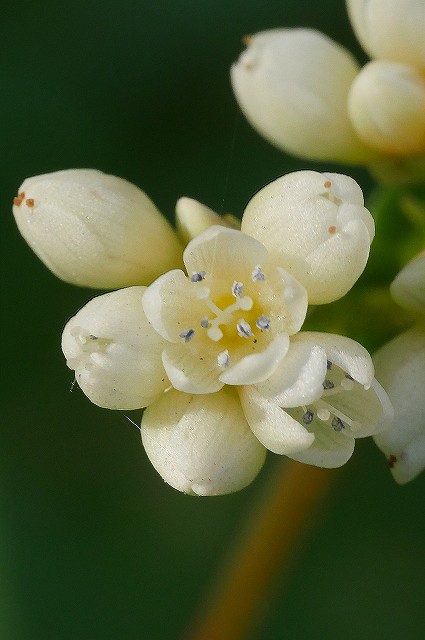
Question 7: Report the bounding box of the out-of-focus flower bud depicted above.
[13,169,183,289]
[390,251,425,314]
[373,325,425,484]
[346,0,425,71]
[348,61,425,156]
[231,29,372,163]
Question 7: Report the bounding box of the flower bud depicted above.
[346,0,425,71]
[241,171,374,304]
[13,169,183,289]
[231,29,371,163]
[390,251,425,314]
[348,61,425,156]
[175,197,240,245]
[373,324,425,484]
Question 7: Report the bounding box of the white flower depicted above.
[230,29,371,163]
[346,0,425,71]
[230,2,425,169]
[348,61,425,156]
[12,169,183,289]
[373,251,425,483]
[61,170,392,495]
[175,197,240,245]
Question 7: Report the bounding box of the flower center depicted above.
[179,265,272,369]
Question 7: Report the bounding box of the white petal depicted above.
[13,169,183,289]
[183,225,268,284]
[239,386,314,455]
[297,332,375,386]
[242,171,374,304]
[348,61,425,155]
[390,252,425,314]
[61,287,168,409]
[347,0,425,71]
[286,407,355,468]
[162,343,224,394]
[142,269,206,342]
[253,340,328,407]
[175,197,240,245]
[265,267,308,336]
[219,334,289,386]
[374,324,425,484]
[141,387,266,495]
[231,29,371,162]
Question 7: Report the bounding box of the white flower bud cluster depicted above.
[14,167,391,495]
[231,0,425,167]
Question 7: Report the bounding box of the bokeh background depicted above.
[2,1,425,638]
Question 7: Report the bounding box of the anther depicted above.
[251,265,265,282]
[200,318,209,328]
[217,350,230,368]
[332,416,345,431]
[303,410,314,425]
[326,360,332,370]
[179,328,195,342]
[256,316,271,331]
[191,271,206,282]
[323,379,334,390]
[232,281,244,297]
[237,320,253,338]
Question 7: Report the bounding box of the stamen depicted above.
[256,316,271,331]
[323,379,334,390]
[232,281,244,297]
[217,350,230,368]
[200,317,209,328]
[332,416,345,432]
[237,320,253,338]
[179,328,195,342]
[191,271,206,282]
[251,265,265,281]
[303,410,314,425]
[326,360,332,370]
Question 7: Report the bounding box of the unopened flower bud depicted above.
[13,169,183,289]
[231,29,371,163]
[390,251,425,314]
[346,0,425,71]
[373,325,425,484]
[175,197,239,245]
[348,61,425,156]
[241,171,374,304]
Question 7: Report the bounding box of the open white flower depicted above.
[373,251,425,483]
[61,170,392,495]
[231,1,425,173]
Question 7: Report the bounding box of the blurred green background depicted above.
[2,1,425,638]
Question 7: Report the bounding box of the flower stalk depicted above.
[184,460,334,640]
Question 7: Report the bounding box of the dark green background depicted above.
[2,1,424,638]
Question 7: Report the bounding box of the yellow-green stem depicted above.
[184,460,334,640]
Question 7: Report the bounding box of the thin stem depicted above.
[184,460,334,640]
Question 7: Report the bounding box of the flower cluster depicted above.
[13,168,393,495]
[373,251,425,483]
[231,0,425,179]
